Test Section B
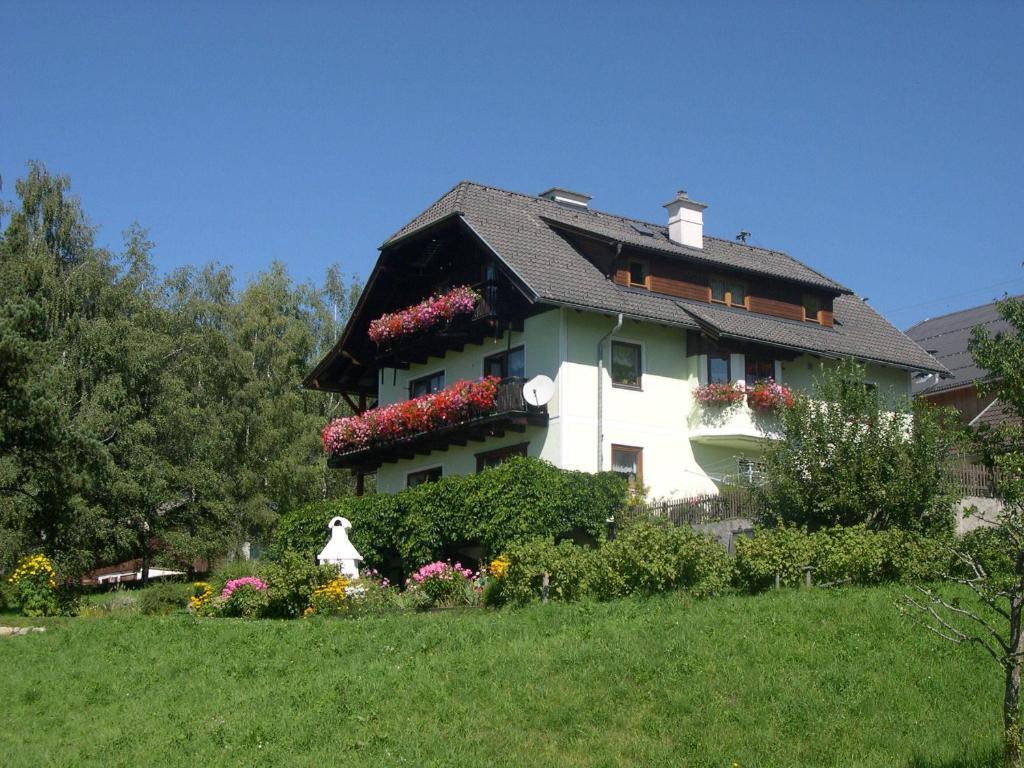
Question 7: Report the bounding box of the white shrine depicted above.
[316,517,363,578]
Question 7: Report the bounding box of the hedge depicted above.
[272,457,627,574]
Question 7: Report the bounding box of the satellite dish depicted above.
[523,374,555,407]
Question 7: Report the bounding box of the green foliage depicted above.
[273,457,628,573]
[0,162,362,579]
[207,558,264,595]
[495,521,732,607]
[221,584,270,619]
[136,581,191,616]
[759,360,961,533]
[733,524,951,592]
[260,550,335,619]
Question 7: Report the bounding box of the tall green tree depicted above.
[0,162,360,579]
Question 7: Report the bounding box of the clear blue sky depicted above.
[3,1,1022,328]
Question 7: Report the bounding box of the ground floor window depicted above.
[611,444,643,488]
[407,467,442,487]
[736,458,764,485]
[475,442,529,472]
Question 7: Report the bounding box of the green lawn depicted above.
[0,586,1002,767]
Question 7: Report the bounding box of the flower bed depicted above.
[322,376,501,455]
[746,379,794,412]
[695,382,745,406]
[368,285,481,345]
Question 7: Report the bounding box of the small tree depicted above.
[904,297,1024,766]
[760,359,960,533]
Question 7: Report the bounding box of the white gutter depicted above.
[596,313,624,472]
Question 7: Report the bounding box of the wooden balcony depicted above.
[373,281,521,369]
[328,377,548,472]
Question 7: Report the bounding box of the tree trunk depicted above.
[1006,585,1024,765]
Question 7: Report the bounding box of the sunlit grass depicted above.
[0,586,1002,767]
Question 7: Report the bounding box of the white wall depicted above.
[371,306,913,499]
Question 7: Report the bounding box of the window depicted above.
[476,443,529,472]
[736,458,763,485]
[707,353,731,384]
[629,261,648,288]
[484,346,525,379]
[744,356,775,384]
[803,295,821,323]
[610,341,642,388]
[407,467,442,487]
[611,445,643,488]
[710,280,747,308]
[409,371,445,398]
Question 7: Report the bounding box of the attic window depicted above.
[629,261,648,288]
[803,295,821,323]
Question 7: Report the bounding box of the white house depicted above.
[306,182,946,498]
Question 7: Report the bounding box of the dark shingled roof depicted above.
[906,298,1018,394]
[381,180,945,374]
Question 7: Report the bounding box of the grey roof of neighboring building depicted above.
[381,180,945,374]
[906,298,1017,394]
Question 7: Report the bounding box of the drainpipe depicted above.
[597,312,624,472]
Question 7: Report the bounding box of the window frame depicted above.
[802,295,822,323]
[483,345,525,380]
[707,353,732,384]
[475,442,529,473]
[610,444,644,489]
[406,466,443,488]
[709,278,748,309]
[744,355,775,384]
[408,369,445,399]
[610,340,643,390]
[628,259,649,289]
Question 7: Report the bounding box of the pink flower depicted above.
[368,286,481,345]
[222,577,268,599]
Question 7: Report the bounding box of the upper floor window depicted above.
[745,356,775,384]
[629,261,648,288]
[611,445,643,488]
[611,341,642,388]
[407,467,442,487]
[409,370,445,399]
[707,353,731,384]
[803,295,821,323]
[484,346,525,379]
[710,279,747,308]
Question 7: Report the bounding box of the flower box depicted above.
[695,382,746,406]
[368,285,481,345]
[745,379,795,412]
[322,376,501,454]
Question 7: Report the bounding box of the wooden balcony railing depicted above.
[328,377,548,471]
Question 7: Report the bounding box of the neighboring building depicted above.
[306,182,945,498]
[906,298,1018,427]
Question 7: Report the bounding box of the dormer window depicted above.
[803,295,821,323]
[710,279,747,308]
[629,260,648,288]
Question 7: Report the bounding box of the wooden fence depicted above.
[951,458,998,498]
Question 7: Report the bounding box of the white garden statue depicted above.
[316,517,363,578]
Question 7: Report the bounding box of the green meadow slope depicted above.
[0,587,1000,767]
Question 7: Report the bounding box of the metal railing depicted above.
[619,487,765,527]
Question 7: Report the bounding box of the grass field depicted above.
[0,586,1003,767]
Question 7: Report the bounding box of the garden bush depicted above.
[221,579,270,619]
[406,561,480,609]
[6,553,60,616]
[493,522,733,607]
[260,550,336,618]
[272,457,627,573]
[734,524,953,592]
[136,581,191,616]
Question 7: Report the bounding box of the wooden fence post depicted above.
[541,572,550,603]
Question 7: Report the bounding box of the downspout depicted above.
[597,312,624,472]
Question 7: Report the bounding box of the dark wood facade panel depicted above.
[648,275,711,302]
[747,295,805,322]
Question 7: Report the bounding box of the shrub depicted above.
[498,539,602,607]
[261,550,336,619]
[80,590,139,616]
[137,581,191,616]
[272,457,627,572]
[208,559,264,595]
[406,561,479,608]
[307,576,350,616]
[6,553,59,617]
[222,583,269,619]
[734,526,814,591]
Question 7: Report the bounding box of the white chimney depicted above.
[539,187,592,209]
[663,190,707,249]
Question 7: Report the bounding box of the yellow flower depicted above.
[489,556,510,580]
